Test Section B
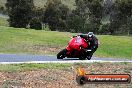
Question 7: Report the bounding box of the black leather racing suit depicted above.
[77,34,99,58]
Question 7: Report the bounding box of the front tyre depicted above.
[86,55,92,60]
[57,49,67,59]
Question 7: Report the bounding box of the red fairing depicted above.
[57,36,92,59]
[66,37,88,51]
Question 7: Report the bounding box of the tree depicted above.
[84,0,103,33]
[30,7,44,30]
[116,0,132,34]
[67,0,103,33]
[0,6,4,14]
[67,13,86,33]
[43,0,69,31]
[67,0,87,33]
[6,0,34,28]
[108,0,132,34]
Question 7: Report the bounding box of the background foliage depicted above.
[2,0,132,35]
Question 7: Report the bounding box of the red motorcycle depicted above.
[57,36,92,60]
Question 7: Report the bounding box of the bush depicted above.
[43,0,69,31]
[29,7,44,30]
[99,23,110,34]
[30,17,42,30]
[6,0,34,28]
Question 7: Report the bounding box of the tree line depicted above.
[5,0,132,35]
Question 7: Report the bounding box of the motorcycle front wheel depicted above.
[86,55,92,60]
[57,49,67,59]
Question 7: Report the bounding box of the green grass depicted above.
[0,17,9,26]
[0,63,71,72]
[0,26,73,54]
[0,26,132,59]
[0,62,131,72]
[95,35,132,59]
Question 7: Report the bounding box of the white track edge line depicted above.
[0,60,132,64]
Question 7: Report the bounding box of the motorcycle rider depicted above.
[74,32,99,59]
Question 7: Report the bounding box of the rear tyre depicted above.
[57,49,67,59]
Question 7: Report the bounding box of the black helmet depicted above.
[87,32,94,38]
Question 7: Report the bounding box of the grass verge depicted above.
[0,63,72,72]
[95,35,132,59]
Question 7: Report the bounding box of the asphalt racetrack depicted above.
[0,54,131,64]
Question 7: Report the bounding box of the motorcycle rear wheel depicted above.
[57,49,67,59]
